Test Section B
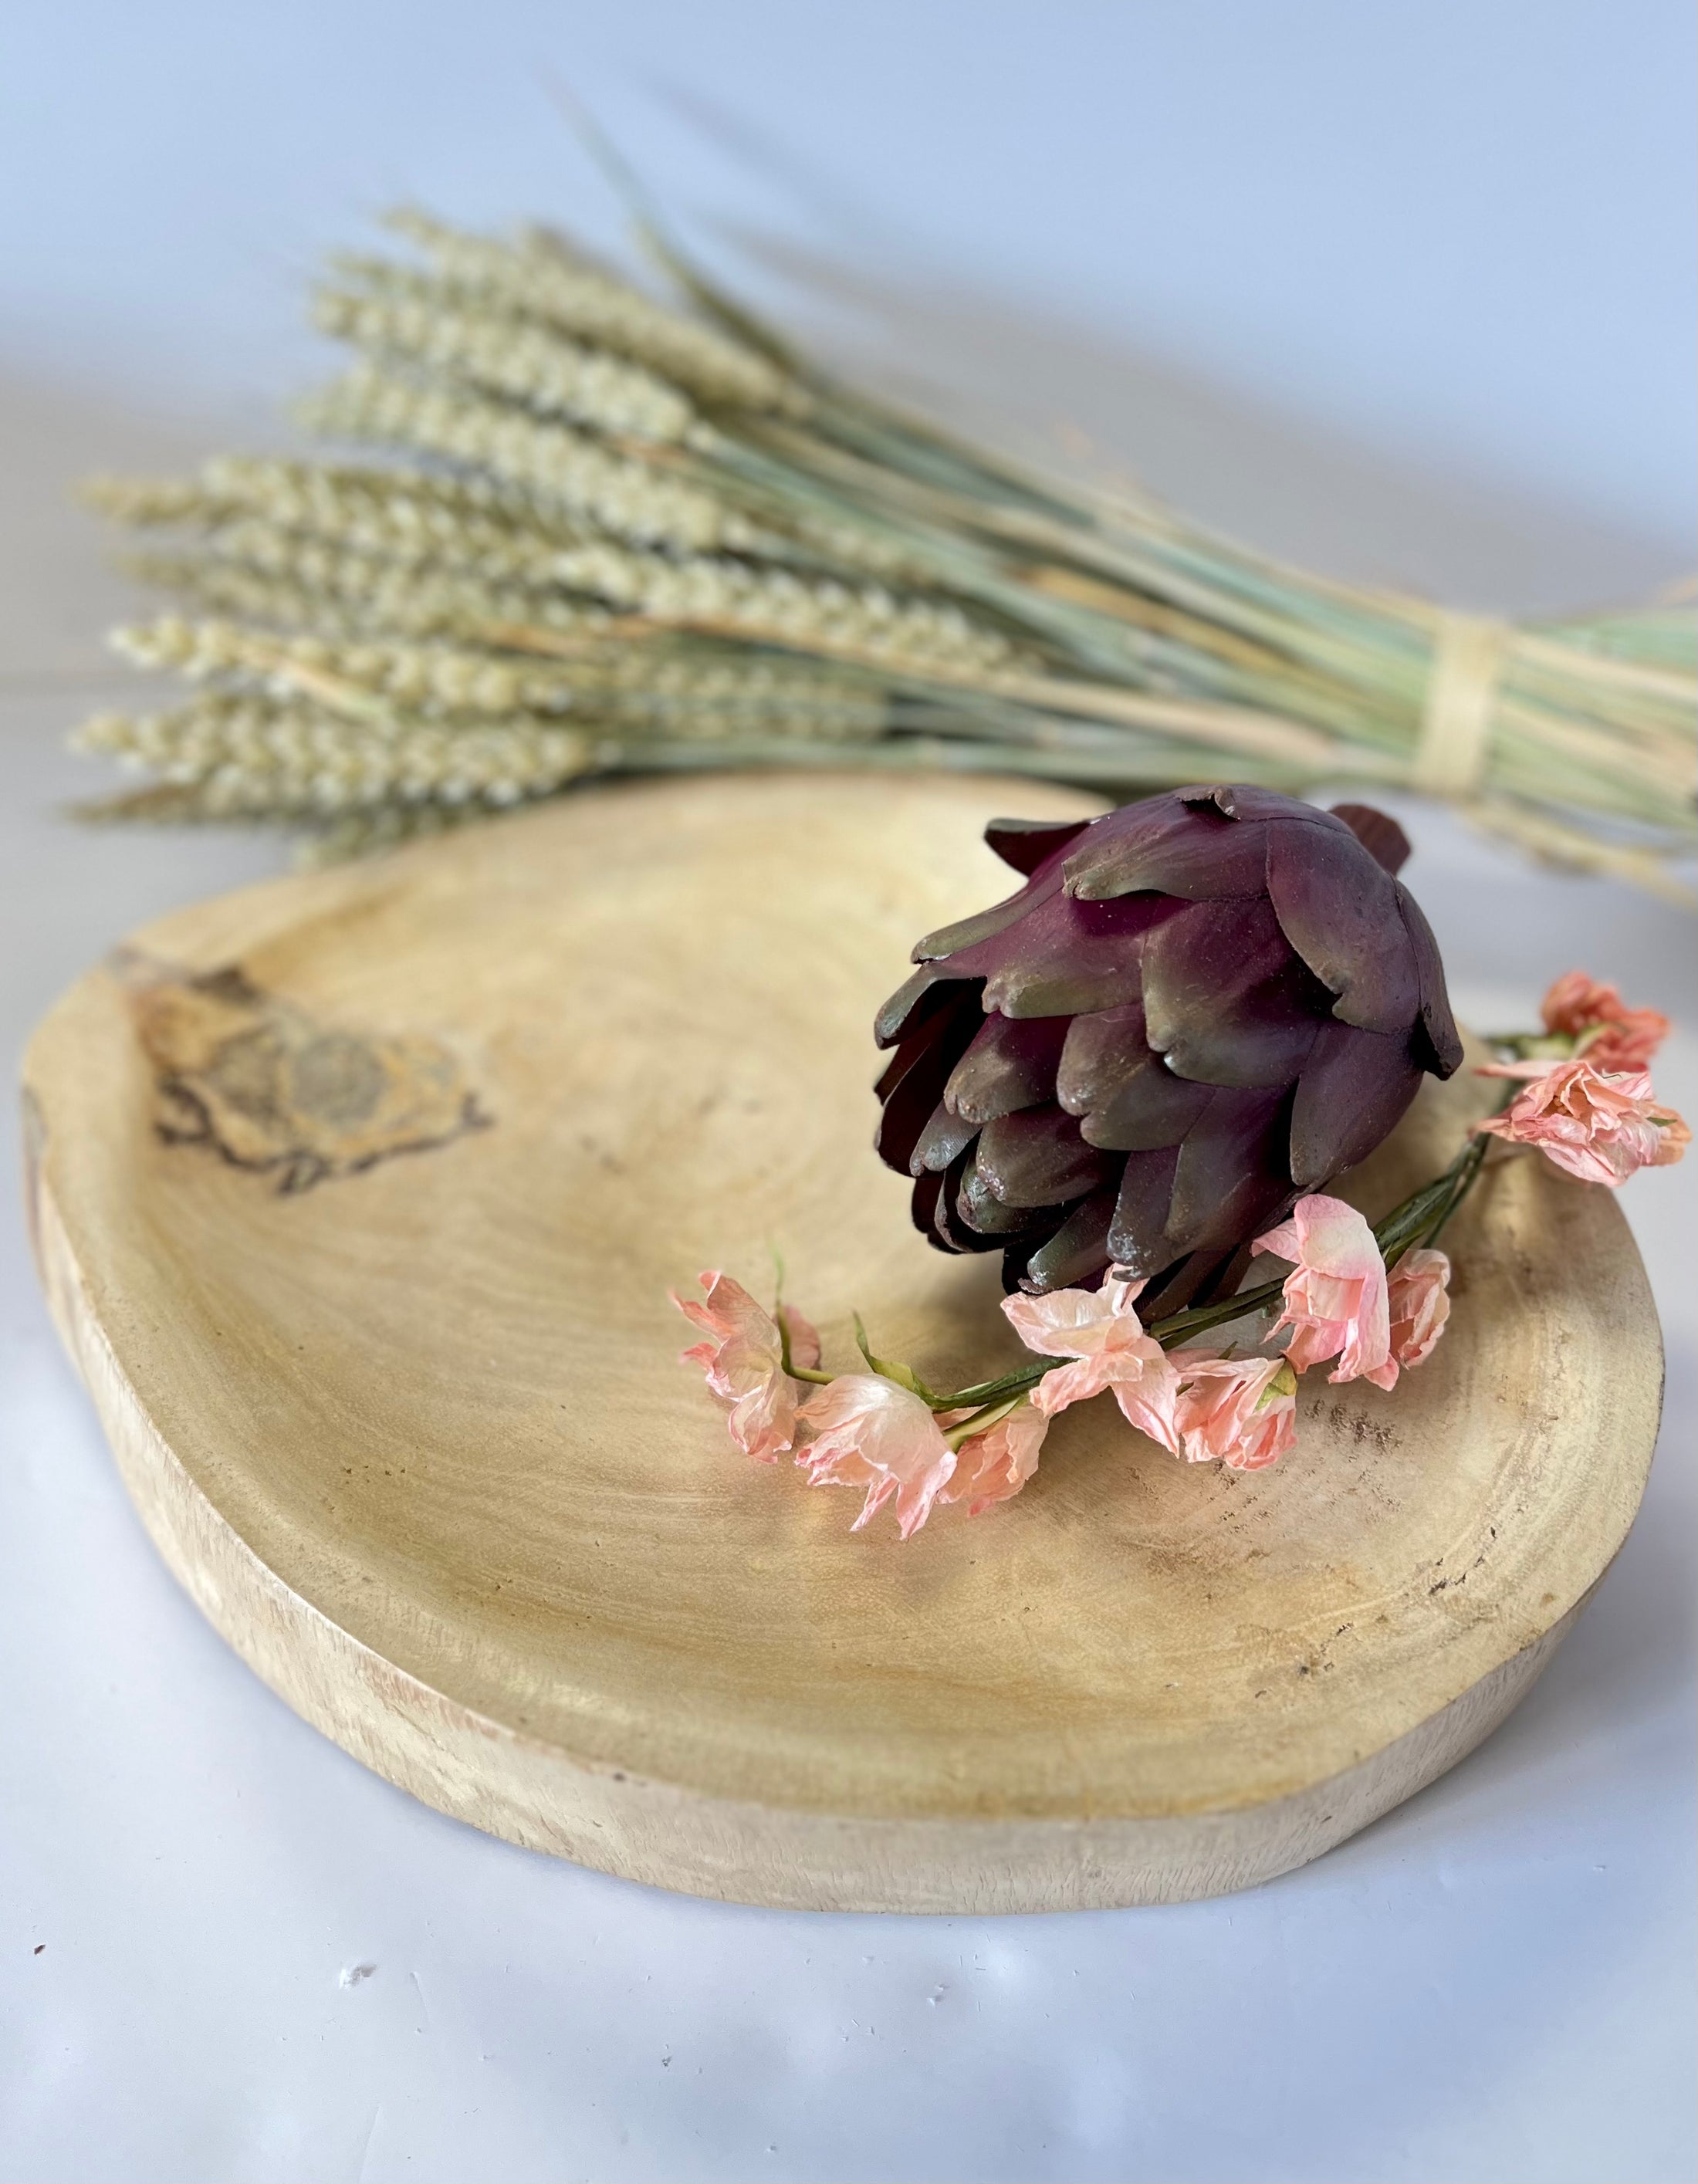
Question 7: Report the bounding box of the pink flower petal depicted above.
[943,1403,1049,1516]
[795,1374,956,1539]
[1541,971,1669,1072]
[671,1270,813,1462]
[1011,1274,1183,1453]
[1253,1217,1301,1265]
[780,1302,823,1371]
[1106,1361,1185,1456]
[1030,1353,1118,1412]
[1387,1248,1451,1369]
[1253,1193,1394,1390]
[1002,1269,1148,1362]
[1173,1351,1297,1470]
[1476,1060,1689,1188]
[1254,1194,1385,1283]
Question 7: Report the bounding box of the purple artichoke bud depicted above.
[874,786,1462,1300]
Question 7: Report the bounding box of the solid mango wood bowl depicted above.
[21,774,1661,1911]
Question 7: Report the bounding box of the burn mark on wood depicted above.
[115,951,489,1192]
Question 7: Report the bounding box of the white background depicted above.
[1,5,1693,2179]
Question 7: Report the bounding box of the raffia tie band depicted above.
[1412,612,1510,797]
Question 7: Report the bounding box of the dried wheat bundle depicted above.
[78,202,1696,900]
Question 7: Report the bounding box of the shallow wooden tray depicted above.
[22,774,1661,1911]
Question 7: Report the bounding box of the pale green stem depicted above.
[805,1067,1526,1416]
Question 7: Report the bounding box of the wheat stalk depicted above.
[105,617,891,738]
[75,201,1696,898]
[74,692,597,806]
[380,207,803,414]
[313,272,699,443]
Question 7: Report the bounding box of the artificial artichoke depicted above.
[874,785,1462,1303]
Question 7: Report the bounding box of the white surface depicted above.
[3,478,1694,2184]
[2,10,1695,2176]
[1,0,1693,554]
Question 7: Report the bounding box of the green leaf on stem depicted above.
[852,1310,943,1402]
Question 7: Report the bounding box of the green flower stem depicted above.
[776,1311,834,1384]
[782,1064,1524,1418]
[885,1076,1521,1412]
[1421,1137,1492,1253]
[942,1391,1026,1449]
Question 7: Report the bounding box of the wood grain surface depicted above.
[21,773,1662,1910]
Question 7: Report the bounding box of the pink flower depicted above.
[1476,1060,1690,1186]
[1003,1270,1183,1455]
[1172,1352,1297,1471]
[1541,970,1669,1073]
[793,1374,956,1537]
[942,1401,1049,1515]
[1387,1247,1451,1368]
[1253,1194,1397,1391]
[672,1270,821,1462]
